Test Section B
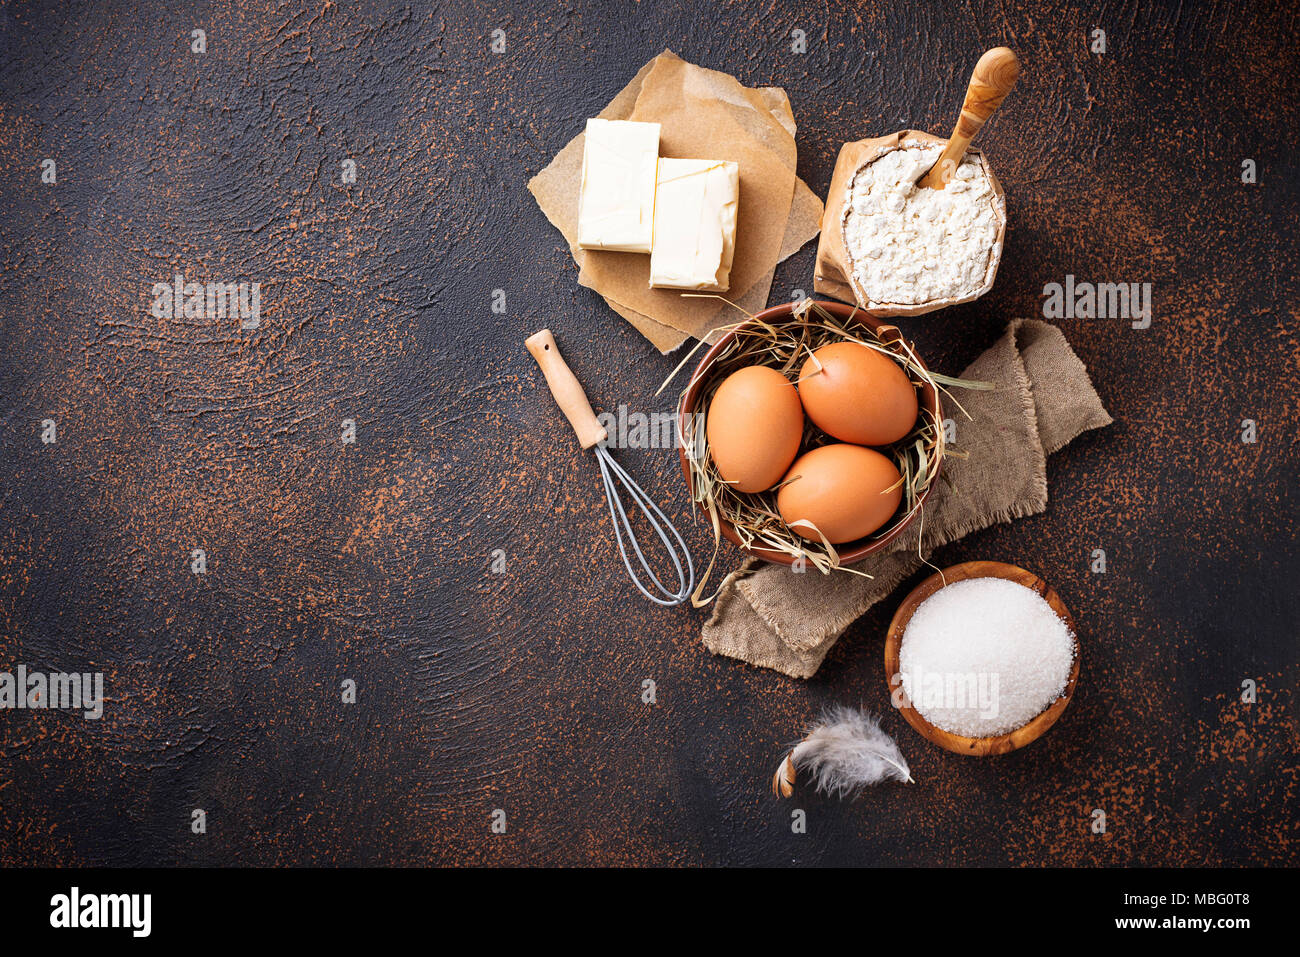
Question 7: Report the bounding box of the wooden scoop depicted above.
[917,47,1020,190]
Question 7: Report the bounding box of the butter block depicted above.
[649,158,740,292]
[577,119,660,253]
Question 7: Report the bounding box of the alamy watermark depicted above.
[889,667,1000,720]
[1042,274,1151,329]
[50,887,150,937]
[597,404,703,456]
[0,664,103,719]
[150,273,261,329]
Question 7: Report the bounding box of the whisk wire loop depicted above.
[594,444,695,606]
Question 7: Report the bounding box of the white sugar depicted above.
[898,577,1075,737]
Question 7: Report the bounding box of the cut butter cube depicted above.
[649,158,739,292]
[577,119,660,253]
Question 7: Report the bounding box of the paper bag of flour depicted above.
[814,129,1007,316]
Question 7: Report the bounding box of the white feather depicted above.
[786,706,913,796]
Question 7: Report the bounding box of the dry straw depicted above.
[662,298,990,604]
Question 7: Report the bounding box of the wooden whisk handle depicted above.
[525,329,608,449]
[919,47,1020,189]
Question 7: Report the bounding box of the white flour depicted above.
[843,143,1003,307]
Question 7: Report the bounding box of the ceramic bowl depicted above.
[676,299,942,566]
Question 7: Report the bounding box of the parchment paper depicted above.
[814,130,1007,316]
[528,51,823,353]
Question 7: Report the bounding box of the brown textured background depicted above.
[0,0,1296,866]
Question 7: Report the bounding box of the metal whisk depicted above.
[526,329,695,606]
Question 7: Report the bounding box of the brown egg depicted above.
[706,366,803,493]
[777,444,903,544]
[798,342,918,446]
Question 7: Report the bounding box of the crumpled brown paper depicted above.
[528,51,824,353]
[814,130,1007,315]
[701,319,1112,678]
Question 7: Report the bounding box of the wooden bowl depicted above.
[883,561,1080,757]
[676,299,942,566]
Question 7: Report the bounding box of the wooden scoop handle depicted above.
[918,47,1020,190]
[525,329,608,450]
